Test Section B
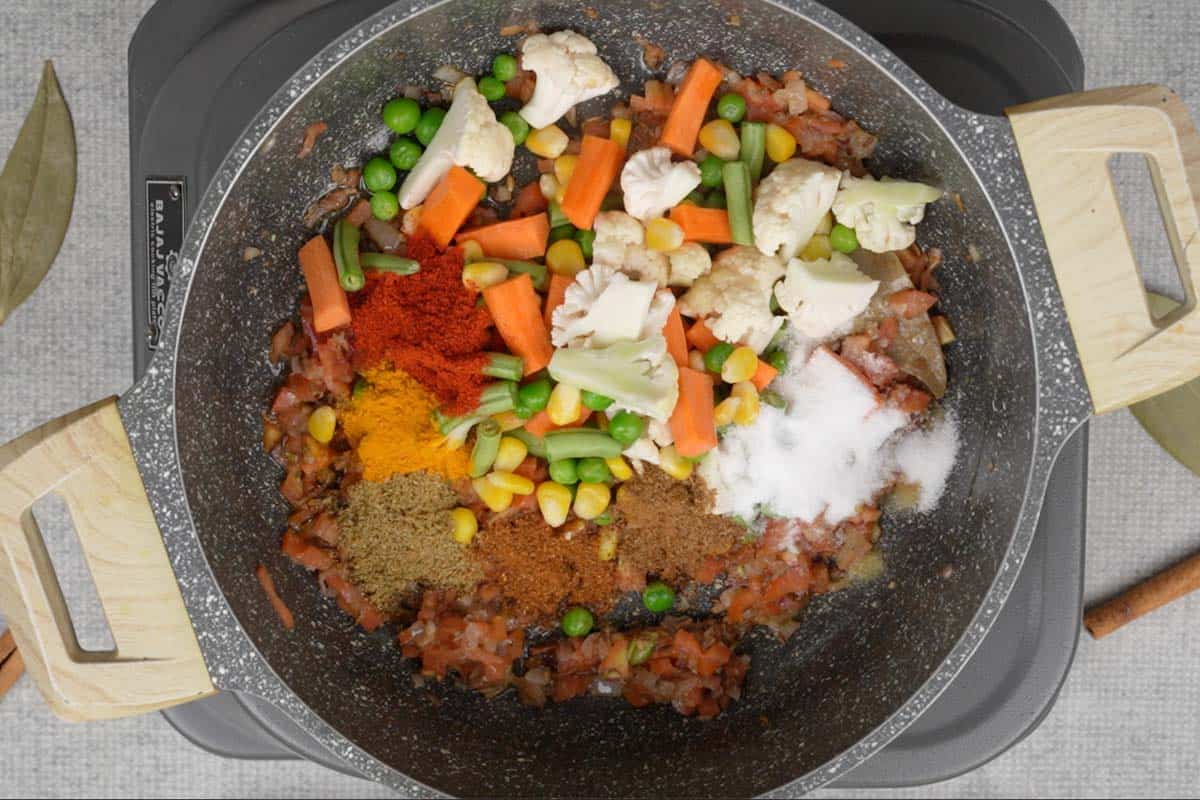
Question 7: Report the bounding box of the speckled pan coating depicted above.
[119,0,1092,796]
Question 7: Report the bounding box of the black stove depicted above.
[129,0,1087,789]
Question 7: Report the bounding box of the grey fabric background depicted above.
[1,1,1198,797]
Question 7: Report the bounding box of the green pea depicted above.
[389,137,423,171]
[415,107,447,146]
[684,189,705,206]
[499,110,530,146]
[369,191,400,221]
[642,581,676,613]
[549,224,576,243]
[548,458,579,485]
[561,606,594,637]
[703,342,735,374]
[382,97,421,134]
[517,376,553,412]
[513,401,536,420]
[592,511,614,526]
[716,92,747,123]
[766,349,788,372]
[478,76,507,102]
[581,390,614,411]
[573,228,596,260]
[703,190,727,209]
[492,53,518,82]
[362,157,397,193]
[577,457,611,484]
[608,411,645,447]
[830,223,859,253]
[699,154,725,188]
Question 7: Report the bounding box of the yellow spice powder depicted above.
[340,367,469,482]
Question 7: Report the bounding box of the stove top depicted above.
[129,0,1086,789]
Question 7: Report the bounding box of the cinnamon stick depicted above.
[0,629,24,700]
[1084,551,1200,639]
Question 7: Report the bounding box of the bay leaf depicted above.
[0,61,76,325]
[1130,292,1200,478]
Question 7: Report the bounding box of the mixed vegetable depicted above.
[264,29,957,718]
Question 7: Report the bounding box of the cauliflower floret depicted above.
[592,211,671,286]
[678,246,785,353]
[397,78,514,209]
[518,31,620,129]
[752,158,842,262]
[548,336,679,421]
[667,243,712,288]
[551,264,676,349]
[619,147,702,221]
[774,252,880,338]
[622,418,675,469]
[832,173,943,253]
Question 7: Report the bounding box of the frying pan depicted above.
[2,1,1199,796]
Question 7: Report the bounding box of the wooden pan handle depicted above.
[1007,85,1200,413]
[1084,551,1200,639]
[0,398,215,720]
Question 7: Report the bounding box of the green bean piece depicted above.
[703,342,735,374]
[359,253,420,274]
[760,390,788,409]
[766,349,788,372]
[627,636,656,665]
[509,428,548,459]
[469,419,502,478]
[722,161,755,245]
[482,352,525,382]
[543,429,624,462]
[437,412,482,436]
[573,228,596,260]
[333,220,365,291]
[739,122,766,184]
[547,199,570,229]
[549,224,576,243]
[476,381,518,416]
[497,260,548,291]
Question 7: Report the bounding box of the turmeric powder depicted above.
[340,368,470,482]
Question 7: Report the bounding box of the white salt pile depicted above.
[702,344,958,525]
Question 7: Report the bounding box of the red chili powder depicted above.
[350,236,493,413]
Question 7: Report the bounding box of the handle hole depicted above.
[1108,153,1196,323]
[28,493,116,656]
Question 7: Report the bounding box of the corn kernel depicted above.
[307,405,337,443]
[645,218,684,252]
[547,382,583,425]
[526,124,569,158]
[554,181,568,204]
[401,205,423,236]
[573,482,612,520]
[460,239,485,264]
[764,123,797,163]
[472,477,514,512]
[546,239,586,276]
[688,349,707,372]
[537,481,573,527]
[462,261,509,291]
[539,173,560,200]
[491,411,525,432]
[731,381,761,426]
[815,211,835,236]
[799,234,833,261]
[450,507,478,545]
[713,396,741,427]
[493,436,528,472]
[931,315,956,345]
[698,119,741,160]
[487,470,535,495]
[610,118,632,150]
[658,445,695,480]
[605,455,633,481]
[598,528,619,561]
[721,346,758,384]
[554,154,579,186]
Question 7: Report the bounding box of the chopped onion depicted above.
[363,217,404,252]
[434,64,468,85]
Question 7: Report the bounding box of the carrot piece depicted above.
[669,205,733,244]
[482,273,554,374]
[298,235,351,333]
[660,58,724,157]
[663,306,688,367]
[544,272,573,329]
[751,359,778,390]
[669,366,718,457]
[281,531,334,571]
[457,212,550,260]
[345,199,373,228]
[685,318,721,351]
[418,165,484,248]
[255,564,295,630]
[512,180,549,218]
[560,135,624,229]
[524,407,591,437]
[806,88,832,113]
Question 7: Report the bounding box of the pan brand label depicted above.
[146,179,185,350]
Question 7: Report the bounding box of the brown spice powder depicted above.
[338,472,482,613]
[614,467,742,581]
[473,512,616,617]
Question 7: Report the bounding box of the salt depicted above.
[893,413,959,511]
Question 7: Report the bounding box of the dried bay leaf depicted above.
[1130,293,1200,478]
[0,61,76,324]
